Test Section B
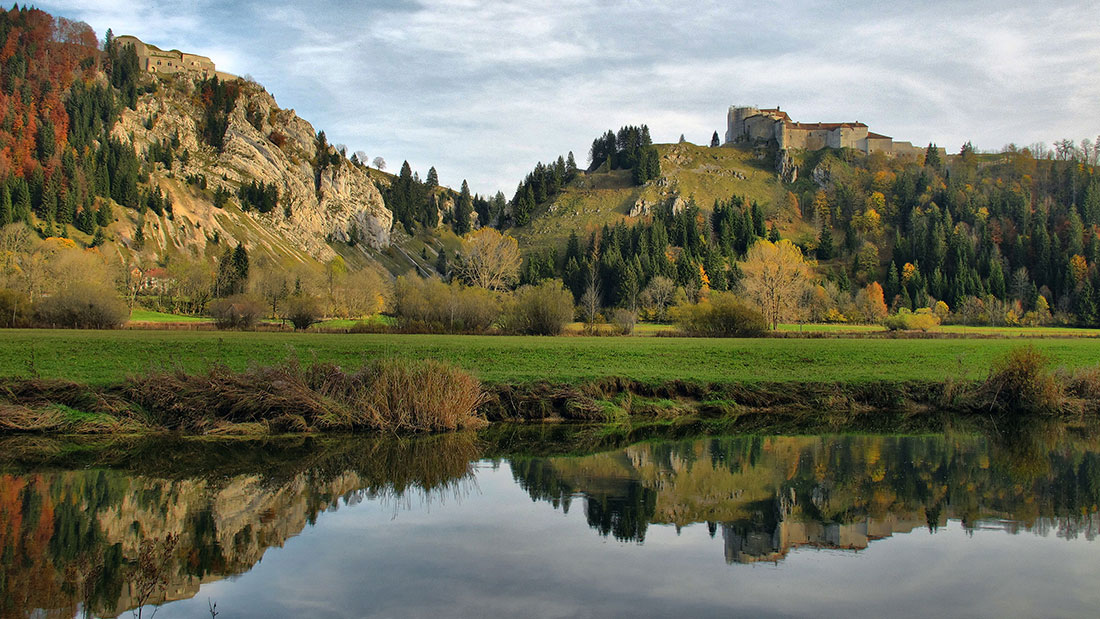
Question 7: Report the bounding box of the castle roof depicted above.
[787,121,868,130]
[755,108,790,121]
[867,132,893,140]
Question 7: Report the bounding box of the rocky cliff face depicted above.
[112,75,392,263]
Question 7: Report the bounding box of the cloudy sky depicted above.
[39,0,1100,195]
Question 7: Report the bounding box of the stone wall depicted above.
[115,35,223,80]
[726,105,920,158]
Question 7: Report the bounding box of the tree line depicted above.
[792,139,1100,325]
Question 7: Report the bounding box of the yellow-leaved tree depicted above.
[458,227,521,290]
[739,239,814,330]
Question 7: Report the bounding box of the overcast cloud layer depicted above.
[39,0,1100,195]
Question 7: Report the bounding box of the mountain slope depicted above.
[512,142,798,253]
[107,72,393,269]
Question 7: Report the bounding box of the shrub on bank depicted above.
[393,276,500,333]
[500,280,574,335]
[983,346,1063,415]
[883,308,940,332]
[610,308,637,335]
[209,294,264,330]
[285,294,322,330]
[673,291,766,337]
[34,282,128,329]
[123,357,486,433]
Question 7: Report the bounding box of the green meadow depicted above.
[2,329,1098,386]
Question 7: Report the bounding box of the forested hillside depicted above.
[505,128,1100,327]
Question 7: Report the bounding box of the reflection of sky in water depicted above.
[157,461,1100,619]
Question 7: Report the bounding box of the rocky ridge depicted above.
[111,75,392,264]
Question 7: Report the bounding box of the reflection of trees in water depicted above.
[513,432,1100,560]
[510,457,659,543]
[0,432,481,618]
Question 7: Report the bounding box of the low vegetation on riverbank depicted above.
[1,358,486,435]
[1,346,1098,437]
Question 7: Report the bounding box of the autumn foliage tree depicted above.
[739,239,814,329]
[852,281,888,323]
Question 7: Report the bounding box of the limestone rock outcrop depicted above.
[113,76,391,262]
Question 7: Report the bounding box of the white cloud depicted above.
[37,0,1100,194]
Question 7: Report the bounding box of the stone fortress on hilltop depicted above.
[726,105,928,158]
[114,35,237,82]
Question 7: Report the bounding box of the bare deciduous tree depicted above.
[250,258,291,320]
[457,228,521,290]
[640,275,675,321]
[372,156,387,171]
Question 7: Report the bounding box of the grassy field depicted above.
[2,329,1098,386]
[773,323,1100,337]
[128,309,209,323]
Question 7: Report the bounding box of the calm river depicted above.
[2,427,1098,617]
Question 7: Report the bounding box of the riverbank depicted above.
[2,346,1098,437]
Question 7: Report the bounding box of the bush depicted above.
[125,358,486,433]
[33,282,128,329]
[0,288,32,327]
[672,291,766,337]
[500,280,574,335]
[209,294,264,330]
[611,308,637,335]
[354,358,486,432]
[393,276,500,333]
[285,294,322,330]
[984,346,1063,415]
[883,307,940,331]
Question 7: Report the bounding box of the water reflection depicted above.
[511,431,1100,561]
[0,434,479,618]
[1,428,1098,617]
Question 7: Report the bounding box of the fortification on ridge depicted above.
[726,106,929,158]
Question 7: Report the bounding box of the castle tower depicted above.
[726,106,760,144]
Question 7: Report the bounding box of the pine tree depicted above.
[924,143,942,169]
[885,263,900,302]
[132,219,145,250]
[900,285,913,312]
[988,258,1006,299]
[454,180,472,235]
[426,166,438,188]
[14,180,31,222]
[1076,279,1097,325]
[232,243,249,293]
[710,131,720,147]
[817,225,834,260]
[0,184,11,226]
[751,202,766,237]
[95,200,112,227]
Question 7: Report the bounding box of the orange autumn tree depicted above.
[853,281,888,323]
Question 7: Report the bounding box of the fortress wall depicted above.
[744,114,779,142]
[115,35,218,79]
[865,136,893,154]
[726,105,921,159]
[785,128,829,150]
[890,141,923,159]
